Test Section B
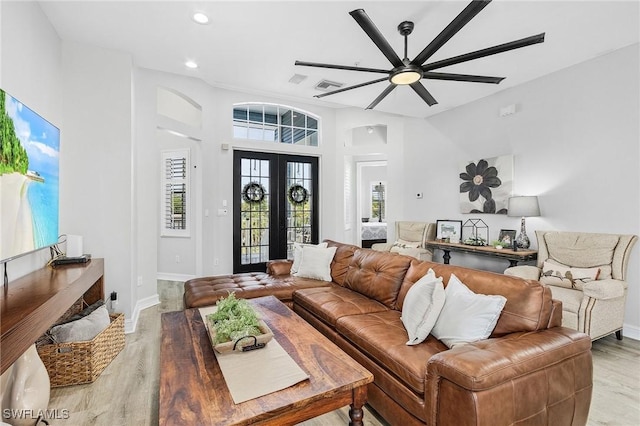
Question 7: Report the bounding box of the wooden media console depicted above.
[1,259,104,373]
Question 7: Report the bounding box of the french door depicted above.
[233,151,319,273]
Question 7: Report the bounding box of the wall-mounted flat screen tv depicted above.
[1,88,60,263]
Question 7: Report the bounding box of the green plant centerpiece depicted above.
[204,293,273,353]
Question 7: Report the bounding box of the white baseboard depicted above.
[623,323,640,341]
[157,272,196,282]
[124,294,160,334]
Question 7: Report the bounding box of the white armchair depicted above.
[505,230,637,340]
[371,221,436,261]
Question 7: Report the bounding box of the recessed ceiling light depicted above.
[185,61,198,69]
[192,12,209,24]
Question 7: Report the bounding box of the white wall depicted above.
[134,68,339,278]
[134,68,212,283]
[60,40,135,325]
[335,108,406,245]
[404,45,640,337]
[1,2,141,331]
[0,1,63,277]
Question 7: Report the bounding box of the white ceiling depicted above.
[39,1,639,118]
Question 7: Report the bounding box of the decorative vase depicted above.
[516,217,531,249]
[0,344,51,426]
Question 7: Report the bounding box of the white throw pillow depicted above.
[293,245,337,281]
[401,269,446,345]
[431,274,507,349]
[291,242,328,274]
[49,305,111,343]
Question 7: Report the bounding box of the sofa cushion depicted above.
[431,274,507,348]
[344,249,412,309]
[429,263,553,336]
[542,232,619,279]
[184,273,330,308]
[401,269,445,345]
[396,221,429,245]
[396,259,440,311]
[324,240,359,286]
[267,259,293,276]
[336,310,448,395]
[293,286,389,327]
[293,245,337,281]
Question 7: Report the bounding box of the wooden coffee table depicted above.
[159,296,374,425]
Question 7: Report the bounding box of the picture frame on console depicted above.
[498,229,517,246]
[436,220,462,243]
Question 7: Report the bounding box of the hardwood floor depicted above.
[48,280,640,425]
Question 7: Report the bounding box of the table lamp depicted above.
[507,196,540,249]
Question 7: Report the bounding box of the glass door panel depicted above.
[234,151,318,273]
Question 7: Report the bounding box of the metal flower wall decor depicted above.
[459,155,513,214]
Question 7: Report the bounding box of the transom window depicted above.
[233,103,319,146]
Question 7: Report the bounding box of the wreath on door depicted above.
[288,184,309,205]
[242,182,266,203]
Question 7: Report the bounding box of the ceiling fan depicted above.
[295,0,545,109]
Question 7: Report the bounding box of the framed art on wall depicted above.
[436,220,462,243]
[459,155,513,214]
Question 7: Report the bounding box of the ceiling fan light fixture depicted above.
[390,65,423,85]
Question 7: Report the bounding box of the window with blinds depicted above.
[161,149,190,237]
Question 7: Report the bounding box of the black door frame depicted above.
[233,150,319,273]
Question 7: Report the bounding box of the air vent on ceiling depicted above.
[288,74,307,84]
[314,79,344,91]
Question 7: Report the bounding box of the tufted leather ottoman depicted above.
[183,271,331,309]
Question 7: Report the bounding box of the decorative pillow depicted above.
[393,238,421,248]
[540,259,600,290]
[431,274,507,349]
[401,269,445,345]
[49,305,111,343]
[55,299,105,326]
[293,245,337,281]
[291,242,328,274]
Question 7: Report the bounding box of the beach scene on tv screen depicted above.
[0,89,60,261]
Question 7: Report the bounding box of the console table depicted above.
[0,259,104,373]
[426,241,537,267]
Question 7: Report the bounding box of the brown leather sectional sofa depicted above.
[184,240,593,425]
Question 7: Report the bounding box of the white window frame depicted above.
[232,103,321,146]
[161,148,190,237]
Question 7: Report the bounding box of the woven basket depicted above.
[37,313,125,387]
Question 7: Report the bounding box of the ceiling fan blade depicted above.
[295,60,390,75]
[423,72,504,84]
[411,0,491,66]
[409,82,438,106]
[423,33,545,71]
[314,77,389,99]
[349,9,404,68]
[367,84,397,109]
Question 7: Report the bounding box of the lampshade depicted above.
[507,196,540,217]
